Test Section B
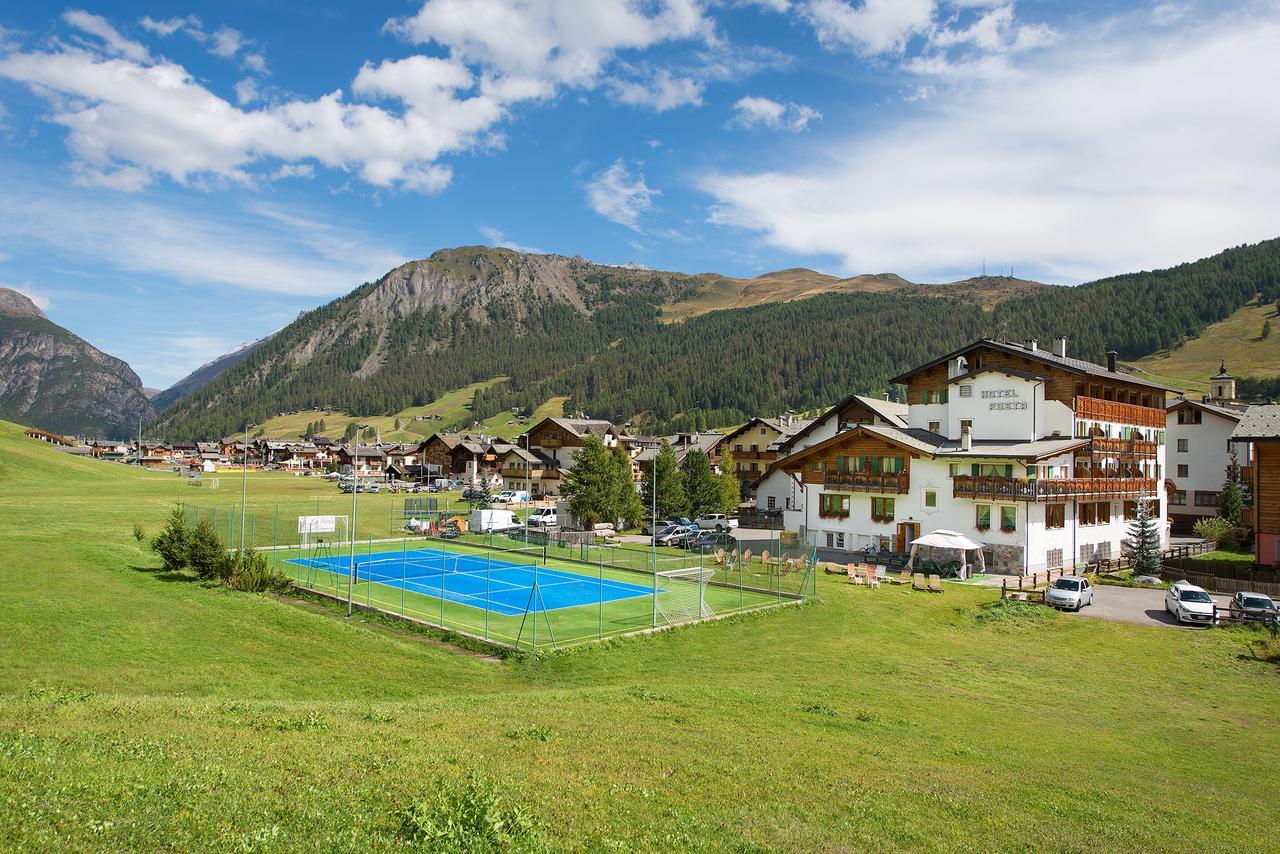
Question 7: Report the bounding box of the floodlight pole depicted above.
[240,422,250,555]
[347,429,366,618]
[651,449,658,628]
[524,432,530,548]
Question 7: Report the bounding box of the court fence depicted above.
[182,500,816,652]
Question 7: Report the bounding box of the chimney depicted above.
[961,423,972,451]
[1106,350,1118,373]
[1025,339,1038,352]
[1052,336,1067,357]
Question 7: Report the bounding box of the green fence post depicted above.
[598,554,604,641]
[366,534,373,608]
[485,554,491,641]
[401,537,407,616]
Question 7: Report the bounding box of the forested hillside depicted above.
[155,239,1280,440]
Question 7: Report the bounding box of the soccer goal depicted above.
[298,515,349,589]
[656,566,716,625]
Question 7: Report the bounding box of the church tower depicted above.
[1210,360,1236,402]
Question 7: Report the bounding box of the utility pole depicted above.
[347,426,367,618]
[240,421,250,555]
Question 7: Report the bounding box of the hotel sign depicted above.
[981,388,1028,411]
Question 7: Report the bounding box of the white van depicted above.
[469,508,521,533]
[527,507,558,529]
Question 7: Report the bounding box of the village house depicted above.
[1164,362,1251,534]
[1230,405,1280,567]
[756,337,1175,574]
[333,444,385,475]
[722,414,813,482]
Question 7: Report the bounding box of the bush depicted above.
[223,548,292,593]
[1193,517,1241,550]
[149,506,190,571]
[187,520,225,580]
[396,774,542,852]
[132,523,146,543]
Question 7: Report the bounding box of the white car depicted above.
[1045,576,1093,611]
[1165,581,1216,625]
[695,513,738,532]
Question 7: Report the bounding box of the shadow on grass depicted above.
[130,564,200,584]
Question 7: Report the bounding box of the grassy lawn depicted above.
[2,420,1278,849]
[1190,549,1257,565]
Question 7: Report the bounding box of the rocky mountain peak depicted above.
[0,288,46,319]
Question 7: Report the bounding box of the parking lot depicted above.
[1057,583,1232,628]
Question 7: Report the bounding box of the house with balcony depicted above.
[1165,362,1251,533]
[723,414,813,483]
[756,337,1177,574]
[1231,405,1280,567]
[497,446,561,497]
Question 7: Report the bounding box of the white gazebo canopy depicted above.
[906,529,986,578]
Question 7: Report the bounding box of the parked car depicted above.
[527,507,559,529]
[1045,576,1093,611]
[1227,591,1278,623]
[1165,580,1216,625]
[643,519,675,535]
[695,513,738,532]
[684,530,734,551]
[462,487,491,502]
[654,525,697,547]
[492,489,530,504]
[672,516,695,528]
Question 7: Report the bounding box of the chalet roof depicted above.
[548,417,621,438]
[724,416,805,443]
[339,444,386,458]
[774,394,908,451]
[502,446,540,463]
[890,338,1182,392]
[1232,405,1280,441]
[488,441,517,455]
[1166,397,1246,421]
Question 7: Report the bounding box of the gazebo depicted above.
[905,529,986,579]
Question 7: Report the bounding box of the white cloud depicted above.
[210,26,245,59]
[729,95,821,131]
[139,15,201,38]
[62,9,150,62]
[701,10,1280,283]
[479,226,546,254]
[741,0,791,11]
[802,0,936,55]
[242,52,268,74]
[269,163,313,180]
[0,180,405,297]
[606,69,704,111]
[233,77,259,105]
[585,159,659,231]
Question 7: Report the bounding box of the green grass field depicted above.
[2,420,1279,849]
[254,380,566,443]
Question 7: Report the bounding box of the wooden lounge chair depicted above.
[891,570,911,585]
[911,572,926,590]
[928,574,943,593]
[761,549,771,568]
[865,568,881,588]
[714,548,725,566]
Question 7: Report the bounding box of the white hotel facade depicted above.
[755,338,1173,574]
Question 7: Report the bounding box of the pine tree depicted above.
[612,445,644,529]
[1218,479,1243,526]
[560,434,615,528]
[1122,499,1162,576]
[342,422,358,442]
[641,440,688,519]
[1263,320,1272,340]
[716,449,741,512]
[681,450,720,517]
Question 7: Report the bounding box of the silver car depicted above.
[1045,576,1093,611]
[1228,592,1278,623]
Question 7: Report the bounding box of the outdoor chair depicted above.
[928,574,943,593]
[845,564,861,584]
[714,548,725,566]
[911,572,926,590]
[891,570,911,585]
[761,549,771,568]
[865,569,881,588]
[875,564,888,581]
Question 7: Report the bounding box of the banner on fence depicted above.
[298,515,338,534]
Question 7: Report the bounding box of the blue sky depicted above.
[0,0,1277,388]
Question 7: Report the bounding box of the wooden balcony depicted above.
[1089,436,1159,458]
[501,467,559,480]
[731,449,776,462]
[823,471,910,494]
[952,475,1158,502]
[1075,396,1165,428]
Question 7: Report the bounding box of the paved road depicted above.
[1058,584,1230,629]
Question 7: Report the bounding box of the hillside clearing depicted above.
[1127,300,1280,393]
[1,422,1277,849]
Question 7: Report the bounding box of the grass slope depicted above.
[1126,301,1280,393]
[2,421,1278,849]
[255,378,511,442]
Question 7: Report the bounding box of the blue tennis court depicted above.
[287,547,657,616]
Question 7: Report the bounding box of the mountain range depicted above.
[4,238,1279,440]
[0,288,156,437]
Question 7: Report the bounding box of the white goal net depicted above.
[656,567,716,624]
